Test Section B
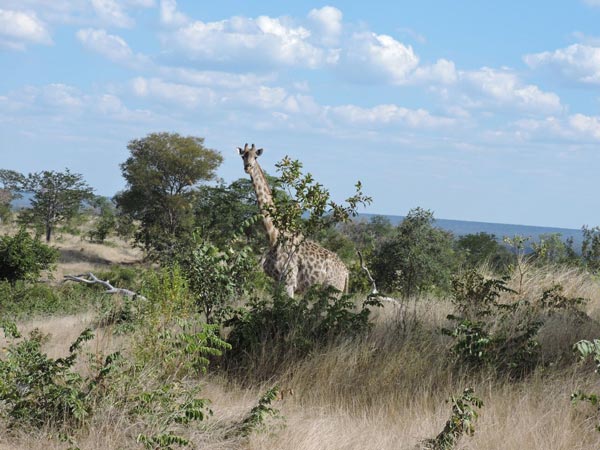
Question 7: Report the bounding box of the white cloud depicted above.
[0,83,154,125]
[341,32,419,84]
[157,67,273,89]
[514,113,600,142]
[460,67,562,113]
[328,104,455,129]
[524,44,600,85]
[413,59,458,84]
[77,28,131,60]
[127,0,155,7]
[131,77,217,108]
[41,84,83,109]
[159,0,187,26]
[91,0,134,28]
[161,15,333,68]
[308,6,342,46]
[570,31,600,46]
[569,113,600,139]
[76,28,149,68]
[0,9,52,49]
[95,93,153,121]
[583,0,600,6]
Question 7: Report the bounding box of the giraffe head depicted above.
[237,143,263,173]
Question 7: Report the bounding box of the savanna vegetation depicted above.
[1,132,600,450]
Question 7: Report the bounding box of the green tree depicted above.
[0,169,25,224]
[88,196,116,243]
[115,133,222,258]
[23,169,94,242]
[339,215,395,253]
[581,225,600,272]
[455,232,512,271]
[193,178,265,250]
[531,233,578,266]
[371,207,456,297]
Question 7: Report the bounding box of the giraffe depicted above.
[237,143,349,297]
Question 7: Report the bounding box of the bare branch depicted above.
[357,250,400,306]
[357,250,378,295]
[63,272,146,300]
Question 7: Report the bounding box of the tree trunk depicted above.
[46,224,52,242]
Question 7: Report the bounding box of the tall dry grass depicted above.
[2,264,600,449]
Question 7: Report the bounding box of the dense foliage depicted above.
[225,286,380,379]
[0,228,58,283]
[115,132,222,258]
[371,207,456,297]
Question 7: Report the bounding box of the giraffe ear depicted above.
[256,148,264,156]
[237,147,244,155]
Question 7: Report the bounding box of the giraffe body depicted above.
[238,143,349,297]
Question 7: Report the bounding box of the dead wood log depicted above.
[63,272,146,300]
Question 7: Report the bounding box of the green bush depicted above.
[423,388,483,450]
[443,269,588,377]
[178,239,256,323]
[224,286,380,379]
[96,265,143,290]
[0,324,120,428]
[88,211,116,243]
[0,228,58,283]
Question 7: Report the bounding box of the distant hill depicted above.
[358,213,584,250]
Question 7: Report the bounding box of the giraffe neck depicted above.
[248,162,280,247]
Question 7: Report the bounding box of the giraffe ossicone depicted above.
[238,143,349,297]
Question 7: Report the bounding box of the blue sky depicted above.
[1,0,599,228]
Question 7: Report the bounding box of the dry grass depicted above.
[3,238,600,449]
[49,232,143,281]
[0,221,143,282]
[4,291,600,449]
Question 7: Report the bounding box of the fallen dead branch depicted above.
[63,272,146,300]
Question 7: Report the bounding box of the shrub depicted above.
[443,269,589,377]
[0,228,58,283]
[224,286,380,379]
[0,324,121,428]
[88,208,116,243]
[582,225,600,272]
[572,339,600,431]
[178,239,256,323]
[237,386,282,437]
[96,265,143,290]
[422,388,483,450]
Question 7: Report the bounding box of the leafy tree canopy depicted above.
[115,132,223,258]
[194,178,266,251]
[455,232,512,271]
[371,207,456,297]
